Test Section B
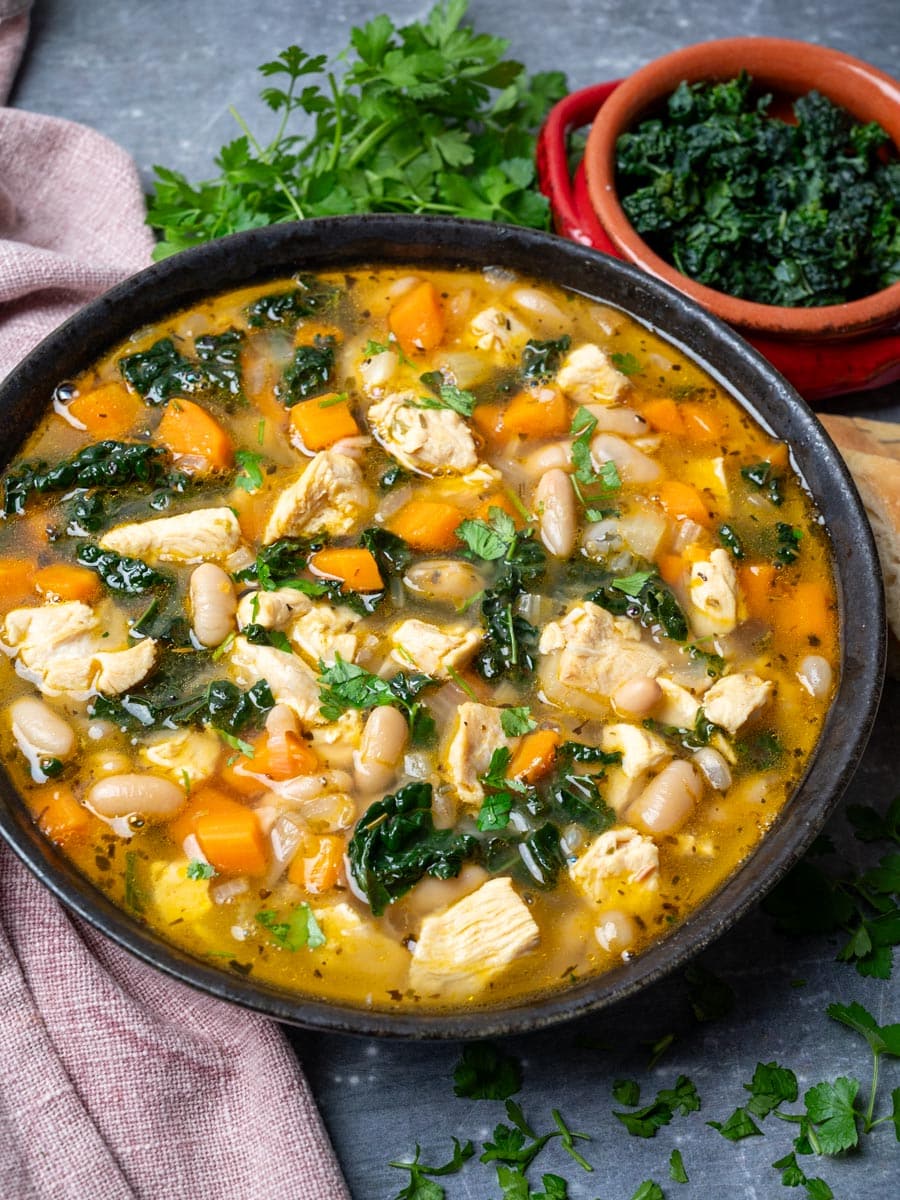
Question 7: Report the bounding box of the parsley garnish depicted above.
[613,1075,701,1138]
[317,654,436,742]
[417,372,477,417]
[610,351,641,376]
[500,707,536,737]
[234,448,265,492]
[256,903,326,951]
[186,860,216,880]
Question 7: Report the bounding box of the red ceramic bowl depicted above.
[583,38,900,341]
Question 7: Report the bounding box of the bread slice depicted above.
[820,414,900,675]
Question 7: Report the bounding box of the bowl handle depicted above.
[537,83,622,251]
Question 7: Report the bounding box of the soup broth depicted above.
[0,266,837,1011]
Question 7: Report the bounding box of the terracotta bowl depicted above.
[585,38,900,339]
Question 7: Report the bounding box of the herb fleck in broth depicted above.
[0,266,838,1010]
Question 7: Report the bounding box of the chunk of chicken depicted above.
[142,728,221,786]
[689,548,739,636]
[290,604,366,668]
[539,603,664,707]
[3,601,98,671]
[655,677,701,728]
[446,702,515,807]
[702,671,774,735]
[236,587,312,632]
[229,636,324,725]
[367,392,477,476]
[409,877,540,1001]
[570,826,660,902]
[100,507,241,564]
[468,306,529,356]
[601,723,671,778]
[390,619,482,679]
[262,451,372,543]
[42,639,157,698]
[557,343,630,405]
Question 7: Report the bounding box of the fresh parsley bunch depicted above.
[147,0,567,256]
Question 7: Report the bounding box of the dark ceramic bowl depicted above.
[0,215,886,1038]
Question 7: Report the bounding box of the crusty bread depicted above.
[820,413,900,675]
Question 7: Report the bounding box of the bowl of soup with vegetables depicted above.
[0,217,883,1036]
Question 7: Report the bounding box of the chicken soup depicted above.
[0,266,837,1010]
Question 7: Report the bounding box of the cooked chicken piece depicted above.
[539,603,664,704]
[3,600,156,698]
[100,507,241,564]
[570,826,660,902]
[702,671,774,735]
[601,724,671,778]
[367,392,478,476]
[142,728,221,786]
[689,548,739,636]
[446,702,515,807]
[229,636,324,725]
[262,451,372,543]
[655,677,701,728]
[409,877,540,1000]
[390,618,482,679]
[236,587,312,631]
[469,306,529,355]
[290,603,365,668]
[557,343,630,404]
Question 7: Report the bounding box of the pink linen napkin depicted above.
[0,6,351,1198]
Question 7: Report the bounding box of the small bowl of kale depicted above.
[583,38,900,341]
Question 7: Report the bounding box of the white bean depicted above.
[189,563,237,648]
[627,759,704,835]
[692,746,732,792]
[265,703,301,741]
[612,676,663,718]
[87,773,186,820]
[594,909,638,955]
[356,706,409,792]
[591,433,661,483]
[534,468,576,558]
[586,404,649,437]
[797,654,833,699]
[521,440,573,477]
[9,697,76,760]
[84,750,133,780]
[403,559,485,608]
[510,286,567,323]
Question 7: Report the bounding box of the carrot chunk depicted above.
[656,479,712,527]
[656,553,685,587]
[681,402,724,442]
[67,382,145,439]
[252,730,320,781]
[641,397,685,435]
[474,492,522,526]
[388,281,445,356]
[737,562,776,619]
[471,403,504,443]
[27,784,91,844]
[389,499,465,551]
[172,786,267,875]
[289,393,360,451]
[287,832,344,894]
[34,563,102,603]
[500,387,569,439]
[308,547,384,592]
[156,398,234,471]
[780,580,835,647]
[507,730,562,784]
[0,557,36,606]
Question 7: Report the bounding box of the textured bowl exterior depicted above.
[0,215,885,1038]
[585,38,900,338]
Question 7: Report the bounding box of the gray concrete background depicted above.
[12,2,900,1196]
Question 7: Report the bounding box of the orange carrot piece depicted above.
[0,557,36,604]
[780,581,835,646]
[156,398,234,471]
[471,403,504,443]
[195,803,268,877]
[474,492,522,526]
[657,553,685,587]
[252,730,320,782]
[388,281,445,356]
[389,499,465,551]
[767,442,790,469]
[34,563,102,603]
[737,562,777,619]
[28,784,91,844]
[500,386,569,439]
[289,393,360,451]
[507,730,562,784]
[216,749,268,799]
[681,402,724,442]
[641,397,685,435]
[169,785,245,844]
[656,479,712,527]
[308,547,384,592]
[67,382,145,439]
[287,832,344,894]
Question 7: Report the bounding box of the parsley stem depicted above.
[229,105,306,221]
[326,73,343,172]
[345,116,403,168]
[864,1050,880,1132]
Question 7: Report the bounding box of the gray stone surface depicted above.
[12,2,900,1196]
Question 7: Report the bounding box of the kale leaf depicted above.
[76,544,169,594]
[348,782,478,915]
[245,275,341,328]
[588,571,688,641]
[90,667,274,735]
[118,331,244,405]
[3,441,168,516]
[278,335,336,405]
[521,335,571,382]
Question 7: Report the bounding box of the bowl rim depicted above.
[584,36,900,338]
[0,213,886,1038]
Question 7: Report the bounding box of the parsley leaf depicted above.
[610,351,641,376]
[803,1077,860,1154]
[234,449,265,492]
[256,903,326,951]
[389,1138,474,1200]
[707,1106,763,1141]
[317,654,435,741]
[453,1043,522,1100]
[614,1075,701,1138]
[669,1148,689,1183]
[744,1061,799,1118]
[500,707,536,737]
[186,860,215,880]
[418,372,477,417]
[457,508,518,561]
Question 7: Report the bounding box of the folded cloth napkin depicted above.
[0,6,350,1198]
